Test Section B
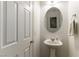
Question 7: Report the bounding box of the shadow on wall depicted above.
[40,36,50,57]
[56,36,69,57]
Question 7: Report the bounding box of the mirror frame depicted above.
[45,7,63,33]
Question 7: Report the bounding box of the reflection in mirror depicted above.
[50,17,57,28]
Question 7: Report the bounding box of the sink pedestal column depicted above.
[50,48,56,57]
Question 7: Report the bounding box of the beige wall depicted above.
[68,1,79,57]
[32,1,40,57]
[40,1,69,57]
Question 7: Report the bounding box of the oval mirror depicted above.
[45,7,63,33]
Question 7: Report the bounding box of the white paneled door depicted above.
[0,1,33,57]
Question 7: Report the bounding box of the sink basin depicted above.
[43,38,63,57]
[43,38,63,48]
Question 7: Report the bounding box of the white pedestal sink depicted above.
[43,38,63,57]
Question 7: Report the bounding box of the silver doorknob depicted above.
[30,40,34,43]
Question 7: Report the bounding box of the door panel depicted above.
[7,2,18,44]
[1,1,18,49]
[24,47,30,57]
[24,8,30,38]
[0,1,33,57]
[25,1,30,6]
